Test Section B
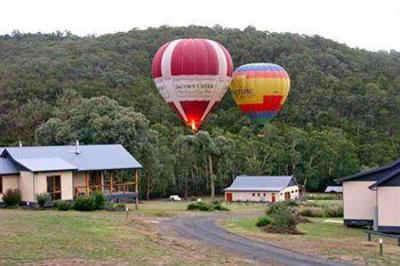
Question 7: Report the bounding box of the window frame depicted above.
[0,176,3,194]
[47,175,62,200]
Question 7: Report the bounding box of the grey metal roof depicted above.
[14,157,77,172]
[0,157,21,175]
[224,175,296,192]
[325,186,342,193]
[2,144,142,172]
[369,168,400,189]
[336,159,400,184]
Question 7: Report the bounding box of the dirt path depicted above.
[166,212,350,266]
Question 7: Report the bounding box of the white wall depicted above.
[0,175,19,201]
[343,181,376,220]
[228,191,275,202]
[19,171,34,202]
[15,171,74,202]
[377,187,400,227]
[34,171,74,200]
[226,186,301,202]
[278,185,301,201]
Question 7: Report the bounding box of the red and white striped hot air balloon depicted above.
[152,38,233,131]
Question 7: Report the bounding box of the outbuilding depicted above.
[336,159,400,229]
[324,186,342,193]
[369,168,400,233]
[224,175,303,203]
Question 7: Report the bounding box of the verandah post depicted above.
[135,169,139,210]
[110,172,113,194]
[85,172,89,195]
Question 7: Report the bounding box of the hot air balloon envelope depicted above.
[152,38,233,131]
[230,63,290,123]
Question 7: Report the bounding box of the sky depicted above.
[0,0,399,51]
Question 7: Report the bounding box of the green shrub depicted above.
[187,201,213,211]
[2,189,21,207]
[265,202,300,228]
[299,205,343,218]
[305,193,340,200]
[213,202,230,211]
[90,190,106,210]
[325,205,343,218]
[73,195,97,211]
[299,207,325,217]
[36,193,50,208]
[286,200,299,207]
[256,216,271,227]
[54,200,71,211]
[187,201,230,212]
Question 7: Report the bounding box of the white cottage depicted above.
[224,175,303,203]
[0,143,142,205]
[337,158,400,233]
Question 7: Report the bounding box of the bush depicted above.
[90,190,106,210]
[54,200,71,211]
[256,216,271,227]
[305,193,339,200]
[36,193,50,208]
[2,189,21,207]
[213,202,230,211]
[325,205,343,218]
[298,207,325,217]
[73,195,97,211]
[265,202,300,228]
[298,205,343,218]
[187,202,213,211]
[186,201,230,212]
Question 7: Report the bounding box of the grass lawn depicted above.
[0,206,251,266]
[224,213,400,265]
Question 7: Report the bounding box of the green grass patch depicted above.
[0,209,187,265]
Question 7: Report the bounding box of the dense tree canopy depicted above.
[1,26,400,197]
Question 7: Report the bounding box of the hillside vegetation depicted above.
[1,26,400,197]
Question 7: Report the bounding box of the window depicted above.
[263,193,266,197]
[252,193,255,197]
[0,176,2,194]
[47,175,61,200]
[291,191,294,193]
[89,171,102,187]
[257,193,260,196]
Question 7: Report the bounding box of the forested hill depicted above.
[1,26,400,197]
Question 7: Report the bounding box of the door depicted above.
[226,192,233,202]
[271,193,276,203]
[284,192,291,200]
[89,171,102,190]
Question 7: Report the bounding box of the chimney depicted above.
[19,141,22,147]
[75,139,80,154]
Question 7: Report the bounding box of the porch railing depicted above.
[74,182,136,196]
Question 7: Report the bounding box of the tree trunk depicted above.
[208,154,215,200]
[184,170,190,200]
[146,176,151,201]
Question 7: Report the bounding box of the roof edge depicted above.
[335,159,400,184]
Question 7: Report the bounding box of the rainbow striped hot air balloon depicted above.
[230,63,290,123]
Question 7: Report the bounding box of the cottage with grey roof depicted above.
[224,175,303,202]
[0,141,142,207]
[337,158,400,233]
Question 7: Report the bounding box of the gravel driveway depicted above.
[166,212,350,266]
